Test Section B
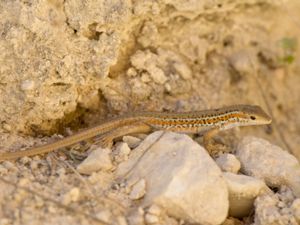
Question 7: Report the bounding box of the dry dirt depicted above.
[0,0,300,224]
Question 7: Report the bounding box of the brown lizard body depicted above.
[0,105,271,161]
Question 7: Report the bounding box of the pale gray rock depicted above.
[117,131,228,225]
[253,187,298,225]
[292,199,300,223]
[223,172,267,218]
[216,153,241,173]
[236,136,300,197]
[77,147,113,175]
[114,142,131,163]
[147,204,162,216]
[127,207,145,225]
[122,135,142,149]
[129,179,146,200]
[144,214,159,224]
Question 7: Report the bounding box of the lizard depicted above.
[0,104,272,161]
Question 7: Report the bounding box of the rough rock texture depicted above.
[0,0,300,160]
[117,131,229,225]
[216,153,241,173]
[77,147,113,174]
[253,187,299,225]
[236,136,300,197]
[113,142,131,163]
[292,199,300,223]
[223,172,267,218]
[129,179,146,200]
[1,0,300,224]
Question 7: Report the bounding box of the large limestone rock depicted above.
[236,137,300,198]
[117,131,229,225]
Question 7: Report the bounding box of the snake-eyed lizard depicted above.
[0,105,271,161]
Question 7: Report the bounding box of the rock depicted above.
[221,217,244,225]
[127,207,145,225]
[228,50,253,74]
[130,50,167,84]
[236,136,300,197]
[173,61,192,80]
[117,131,228,225]
[96,209,112,224]
[253,187,298,225]
[122,136,142,149]
[145,205,162,225]
[223,172,267,218]
[77,147,113,175]
[20,80,35,91]
[292,199,300,223]
[145,214,159,224]
[2,160,18,172]
[62,187,80,205]
[0,164,8,175]
[147,204,162,216]
[116,216,128,225]
[216,153,241,173]
[114,142,131,163]
[129,179,146,200]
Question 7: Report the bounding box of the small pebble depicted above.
[63,187,80,205]
[3,161,18,172]
[130,179,146,200]
[228,50,252,74]
[87,172,103,184]
[164,83,171,92]
[114,142,131,163]
[116,216,128,225]
[141,72,151,83]
[149,67,167,84]
[0,165,8,174]
[18,178,30,186]
[20,80,35,91]
[96,210,112,223]
[145,214,159,224]
[77,147,113,175]
[173,61,192,79]
[20,156,31,164]
[30,160,41,171]
[147,204,161,216]
[215,153,241,173]
[48,205,57,214]
[127,67,137,77]
[292,199,300,222]
[128,208,145,225]
[57,167,66,176]
[122,136,142,149]
[34,196,45,207]
[2,122,12,131]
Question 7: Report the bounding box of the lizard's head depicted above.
[235,105,272,126]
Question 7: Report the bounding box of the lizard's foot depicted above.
[204,141,228,157]
[203,128,228,157]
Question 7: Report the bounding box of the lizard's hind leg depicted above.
[93,123,152,149]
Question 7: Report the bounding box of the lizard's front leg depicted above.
[94,123,153,149]
[203,127,227,156]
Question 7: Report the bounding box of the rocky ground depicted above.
[1,133,300,225]
[0,0,300,225]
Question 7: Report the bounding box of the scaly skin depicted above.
[0,105,271,161]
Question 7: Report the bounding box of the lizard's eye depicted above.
[250,116,256,120]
